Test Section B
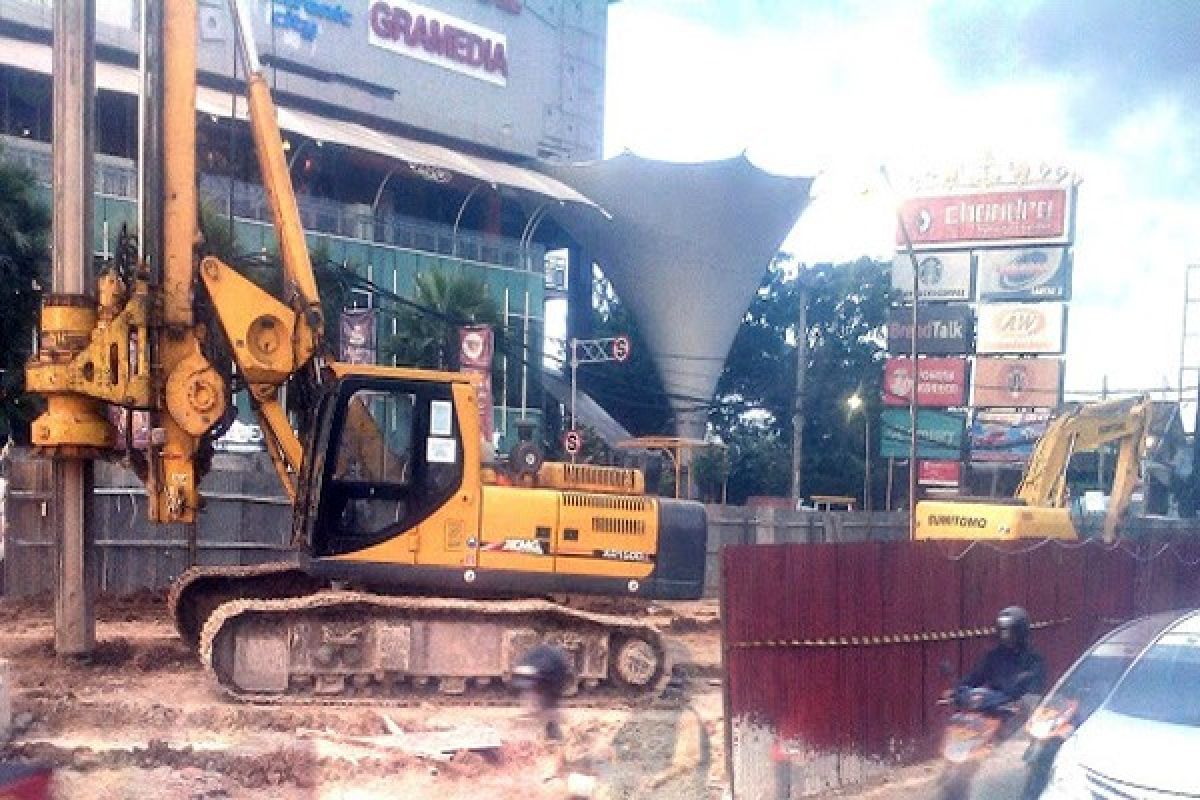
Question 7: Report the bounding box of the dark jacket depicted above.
[962,645,1047,702]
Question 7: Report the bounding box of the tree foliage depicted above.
[0,157,50,442]
[710,255,892,504]
[382,270,499,370]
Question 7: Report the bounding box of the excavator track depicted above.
[168,562,320,648]
[197,590,672,706]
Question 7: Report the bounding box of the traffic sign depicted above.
[564,429,582,455]
[612,334,631,362]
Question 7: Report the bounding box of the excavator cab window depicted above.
[309,377,464,557]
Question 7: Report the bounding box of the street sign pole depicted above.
[567,334,632,451]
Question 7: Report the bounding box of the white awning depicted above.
[0,36,595,207]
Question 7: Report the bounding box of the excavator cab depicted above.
[294,365,477,564]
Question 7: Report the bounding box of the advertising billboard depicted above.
[976,303,1066,355]
[192,0,607,160]
[887,305,974,355]
[919,460,962,487]
[891,251,973,302]
[880,409,966,459]
[339,308,377,365]
[977,247,1071,301]
[973,358,1063,408]
[969,411,1051,463]
[883,357,969,407]
[458,325,495,443]
[897,187,1072,248]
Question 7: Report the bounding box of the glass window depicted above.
[1106,638,1200,727]
[334,390,414,486]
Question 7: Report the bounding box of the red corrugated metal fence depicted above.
[721,538,1200,798]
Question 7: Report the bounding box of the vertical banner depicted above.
[458,325,495,443]
[339,308,377,365]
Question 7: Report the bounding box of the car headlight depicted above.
[1041,738,1087,800]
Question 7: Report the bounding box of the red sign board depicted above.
[898,188,1070,247]
[458,325,495,442]
[882,357,968,407]
[918,460,961,487]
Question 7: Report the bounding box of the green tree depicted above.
[711,255,892,503]
[0,156,50,443]
[383,271,499,369]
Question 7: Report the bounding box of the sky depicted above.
[599,0,1200,409]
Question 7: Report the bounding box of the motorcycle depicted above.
[936,687,1026,800]
[1020,696,1079,799]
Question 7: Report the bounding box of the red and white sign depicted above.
[612,335,631,363]
[458,325,495,442]
[973,358,1063,408]
[882,357,968,407]
[918,460,962,487]
[369,1,509,85]
[563,429,582,455]
[976,303,1066,355]
[898,188,1071,248]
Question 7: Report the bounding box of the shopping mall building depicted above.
[0,0,810,446]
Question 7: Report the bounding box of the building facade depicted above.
[0,0,611,448]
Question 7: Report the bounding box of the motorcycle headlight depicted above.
[1042,738,1087,800]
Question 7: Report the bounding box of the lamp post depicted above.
[847,393,872,511]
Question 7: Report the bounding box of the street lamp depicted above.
[847,393,871,511]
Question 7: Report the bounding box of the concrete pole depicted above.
[52,0,97,657]
[790,275,809,505]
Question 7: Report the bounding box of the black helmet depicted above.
[996,606,1031,649]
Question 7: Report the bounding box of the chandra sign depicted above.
[369,1,509,85]
[898,188,1071,248]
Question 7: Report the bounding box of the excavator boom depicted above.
[916,396,1150,543]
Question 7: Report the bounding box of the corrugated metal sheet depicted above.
[723,538,1200,799]
[3,451,290,597]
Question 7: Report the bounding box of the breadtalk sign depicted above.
[369,1,509,85]
[898,187,1071,248]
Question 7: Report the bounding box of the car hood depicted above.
[1074,709,1200,795]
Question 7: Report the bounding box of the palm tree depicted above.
[385,271,500,370]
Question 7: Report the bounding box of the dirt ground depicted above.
[0,592,729,800]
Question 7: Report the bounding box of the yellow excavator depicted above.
[915,395,1151,543]
[25,0,705,701]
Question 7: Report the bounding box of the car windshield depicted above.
[1105,638,1200,727]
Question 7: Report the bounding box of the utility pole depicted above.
[884,167,921,539]
[790,272,809,506]
[52,0,97,657]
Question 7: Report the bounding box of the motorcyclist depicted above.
[955,606,1046,712]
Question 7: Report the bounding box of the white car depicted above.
[1041,609,1200,799]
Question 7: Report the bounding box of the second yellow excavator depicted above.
[915,395,1151,543]
[26,0,705,702]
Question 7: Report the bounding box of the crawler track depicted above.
[197,590,672,706]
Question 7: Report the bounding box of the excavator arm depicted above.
[1015,395,1150,539]
[25,0,326,516]
[916,395,1150,543]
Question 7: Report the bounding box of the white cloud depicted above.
[604,1,1194,403]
